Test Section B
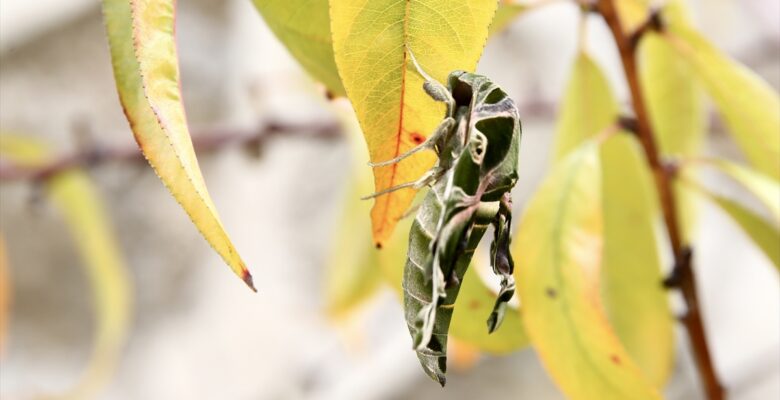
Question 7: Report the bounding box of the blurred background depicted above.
[0,0,778,398]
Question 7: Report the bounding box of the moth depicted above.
[366,52,522,385]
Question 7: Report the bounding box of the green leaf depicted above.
[664,25,780,180]
[324,171,383,320]
[600,135,674,387]
[0,135,132,398]
[552,52,618,162]
[513,142,660,399]
[681,180,780,272]
[330,0,498,245]
[686,159,780,222]
[489,3,527,37]
[378,210,528,354]
[251,0,345,96]
[102,0,254,289]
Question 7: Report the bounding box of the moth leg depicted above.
[487,193,516,333]
[361,168,438,200]
[408,49,455,110]
[368,118,455,167]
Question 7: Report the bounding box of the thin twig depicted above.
[0,121,342,182]
[595,1,725,399]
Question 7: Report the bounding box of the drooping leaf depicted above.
[324,171,383,320]
[489,2,527,37]
[681,180,780,272]
[686,159,780,222]
[664,25,780,180]
[251,0,345,96]
[0,135,132,399]
[0,233,9,352]
[600,135,674,387]
[552,52,618,162]
[102,0,254,289]
[330,0,498,245]
[513,142,660,399]
[377,212,528,354]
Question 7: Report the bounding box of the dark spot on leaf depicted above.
[375,242,383,249]
[610,354,621,365]
[469,300,481,310]
[410,132,425,144]
[545,287,557,298]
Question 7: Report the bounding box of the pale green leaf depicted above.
[251,0,345,96]
[102,0,254,289]
[514,142,660,399]
[552,52,618,162]
[600,135,674,387]
[0,135,132,399]
[330,0,497,245]
[664,25,780,180]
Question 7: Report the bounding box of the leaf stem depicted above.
[0,121,342,182]
[595,1,725,399]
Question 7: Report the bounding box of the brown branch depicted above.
[595,1,725,399]
[0,120,342,182]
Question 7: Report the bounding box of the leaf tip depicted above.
[242,269,257,292]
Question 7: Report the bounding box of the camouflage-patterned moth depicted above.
[365,51,522,385]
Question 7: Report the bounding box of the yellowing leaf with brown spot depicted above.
[102,0,254,289]
[514,142,660,400]
[0,134,132,399]
[664,25,780,180]
[331,0,497,245]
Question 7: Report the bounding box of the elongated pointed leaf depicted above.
[687,159,780,222]
[330,0,497,245]
[600,135,674,387]
[682,181,780,272]
[552,52,618,162]
[251,0,345,96]
[514,142,660,400]
[102,0,254,289]
[0,234,8,352]
[664,26,780,180]
[0,135,132,398]
[378,214,528,354]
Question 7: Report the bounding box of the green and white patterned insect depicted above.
[366,52,523,385]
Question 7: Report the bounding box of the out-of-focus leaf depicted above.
[0,135,132,399]
[552,52,618,162]
[600,135,674,387]
[489,3,527,37]
[102,0,254,289]
[514,142,660,399]
[615,0,649,33]
[686,159,780,222]
[377,211,528,354]
[0,234,9,352]
[251,0,345,96]
[448,338,481,371]
[330,0,497,245]
[324,170,383,320]
[664,25,780,180]
[682,180,780,272]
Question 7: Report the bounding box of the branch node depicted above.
[617,115,639,134]
[628,9,665,51]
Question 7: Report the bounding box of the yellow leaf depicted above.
[324,170,383,320]
[615,0,649,33]
[552,52,618,162]
[664,25,780,180]
[639,1,704,242]
[600,135,674,387]
[681,180,780,272]
[448,337,481,372]
[686,158,780,223]
[102,0,254,289]
[514,142,660,399]
[330,0,498,245]
[489,3,527,37]
[0,135,132,399]
[251,0,345,96]
[0,234,9,353]
[377,211,528,354]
